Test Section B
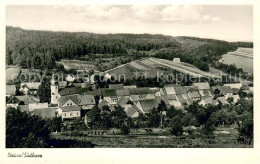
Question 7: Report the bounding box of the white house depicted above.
[173,58,181,63]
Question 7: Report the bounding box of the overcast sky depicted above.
[6,5,253,42]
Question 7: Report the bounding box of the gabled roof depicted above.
[109,84,123,90]
[241,85,249,90]
[77,95,96,105]
[118,97,133,106]
[129,87,152,95]
[224,83,243,89]
[193,82,210,90]
[185,86,199,92]
[138,99,159,112]
[116,89,130,96]
[124,106,137,117]
[20,82,41,90]
[85,90,102,96]
[34,108,57,119]
[164,87,176,95]
[6,85,16,95]
[13,95,40,105]
[174,86,187,95]
[98,100,109,109]
[59,95,79,107]
[231,88,240,94]
[217,97,229,105]
[123,85,137,89]
[61,105,81,112]
[188,91,201,98]
[59,87,79,96]
[129,95,140,102]
[216,86,233,95]
[199,90,213,97]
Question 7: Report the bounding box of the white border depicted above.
[0,0,259,164]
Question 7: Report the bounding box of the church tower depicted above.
[50,73,59,104]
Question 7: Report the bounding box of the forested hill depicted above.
[6,26,253,71]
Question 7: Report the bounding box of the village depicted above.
[6,57,254,129]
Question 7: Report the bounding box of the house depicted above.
[129,87,152,95]
[20,82,41,95]
[136,99,159,113]
[249,87,253,93]
[118,97,133,107]
[34,108,58,119]
[57,95,81,121]
[199,90,213,99]
[77,95,96,110]
[101,89,118,105]
[224,95,240,103]
[109,84,124,90]
[6,85,16,97]
[6,95,40,109]
[212,86,233,96]
[58,81,68,89]
[124,105,141,118]
[116,89,130,98]
[187,91,201,101]
[192,82,210,90]
[163,85,176,95]
[59,87,80,96]
[103,73,112,80]
[129,95,140,104]
[185,86,199,92]
[176,94,193,106]
[123,85,137,89]
[199,98,219,106]
[65,74,76,82]
[224,83,243,89]
[98,99,109,109]
[173,58,181,63]
[217,97,230,105]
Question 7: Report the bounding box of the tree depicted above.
[6,107,51,148]
[47,116,62,132]
[170,115,183,137]
[111,106,128,128]
[120,124,130,135]
[37,77,51,103]
[87,105,101,129]
[146,107,160,128]
[157,100,167,127]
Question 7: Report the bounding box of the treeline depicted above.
[6,26,181,69]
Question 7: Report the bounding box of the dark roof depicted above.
[59,95,79,107]
[138,99,159,112]
[116,89,130,96]
[118,97,132,106]
[109,84,124,90]
[12,95,40,105]
[193,83,210,90]
[6,85,16,95]
[129,87,152,95]
[59,87,79,96]
[217,86,233,95]
[174,86,187,94]
[61,105,81,112]
[34,108,57,119]
[232,88,240,94]
[77,95,96,105]
[185,86,199,92]
[101,89,117,97]
[85,90,102,96]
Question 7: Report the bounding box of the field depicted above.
[6,66,21,84]
[57,60,98,71]
[221,47,253,74]
[106,57,221,80]
[51,127,252,148]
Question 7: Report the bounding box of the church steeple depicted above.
[50,72,59,104]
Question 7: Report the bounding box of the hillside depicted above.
[6,26,253,72]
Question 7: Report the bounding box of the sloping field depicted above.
[129,61,150,71]
[149,58,221,78]
[57,60,98,71]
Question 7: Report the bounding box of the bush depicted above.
[120,125,130,135]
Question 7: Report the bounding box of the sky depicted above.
[6,5,253,42]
